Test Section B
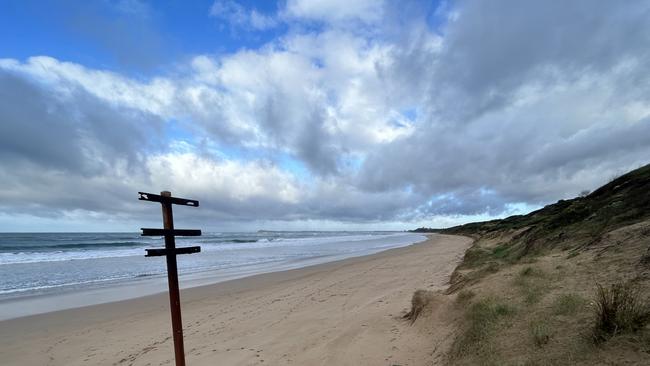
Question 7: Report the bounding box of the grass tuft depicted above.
[593,282,650,342]
[456,289,476,306]
[404,289,434,324]
[491,244,511,259]
[566,251,580,259]
[462,247,492,268]
[514,267,548,304]
[530,321,551,347]
[450,297,516,359]
[552,293,585,316]
[519,266,545,277]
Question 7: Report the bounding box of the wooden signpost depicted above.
[139,191,202,366]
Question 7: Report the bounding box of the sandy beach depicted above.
[0,234,471,366]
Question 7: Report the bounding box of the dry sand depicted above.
[0,234,471,366]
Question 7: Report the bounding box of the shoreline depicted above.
[0,233,427,320]
[0,234,472,366]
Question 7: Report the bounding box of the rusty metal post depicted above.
[160,191,186,366]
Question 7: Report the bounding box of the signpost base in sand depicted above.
[139,191,201,366]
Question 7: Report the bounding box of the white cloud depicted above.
[210,0,278,30]
[146,153,302,204]
[3,0,650,230]
[284,0,384,24]
[0,56,176,117]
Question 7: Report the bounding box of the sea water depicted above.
[0,231,426,319]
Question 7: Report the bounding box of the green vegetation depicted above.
[518,266,544,277]
[514,266,548,305]
[427,164,650,364]
[438,164,650,365]
[490,243,511,259]
[530,320,551,347]
[552,293,585,316]
[455,289,476,306]
[450,297,516,360]
[593,282,650,342]
[436,164,650,260]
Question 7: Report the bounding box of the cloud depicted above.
[0,68,164,175]
[3,0,650,230]
[210,0,278,30]
[284,0,385,24]
[357,0,650,212]
[0,55,419,226]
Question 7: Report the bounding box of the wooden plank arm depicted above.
[138,192,199,207]
[141,228,202,236]
[145,246,201,257]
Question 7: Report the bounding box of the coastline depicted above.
[0,234,472,366]
[0,233,426,321]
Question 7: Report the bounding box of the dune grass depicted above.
[530,320,551,347]
[455,289,476,306]
[593,282,650,342]
[450,297,516,361]
[514,266,548,305]
[552,293,585,316]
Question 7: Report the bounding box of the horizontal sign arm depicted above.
[138,192,199,207]
[145,246,201,257]
[141,228,202,236]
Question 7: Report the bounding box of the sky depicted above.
[1,0,650,232]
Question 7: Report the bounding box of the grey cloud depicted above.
[0,71,162,175]
[5,0,650,229]
[263,99,339,175]
[431,0,650,120]
[358,0,650,215]
[0,68,165,217]
[0,72,86,172]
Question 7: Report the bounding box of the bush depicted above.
[593,282,650,342]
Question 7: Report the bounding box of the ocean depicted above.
[0,231,426,319]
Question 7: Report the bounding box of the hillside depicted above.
[412,164,650,365]
[443,163,650,256]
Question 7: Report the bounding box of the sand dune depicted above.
[0,234,471,366]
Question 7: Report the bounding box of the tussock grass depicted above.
[566,250,580,259]
[519,266,545,277]
[462,244,515,270]
[450,297,516,359]
[641,248,650,265]
[455,289,476,306]
[514,266,548,305]
[593,282,650,342]
[491,243,511,259]
[530,321,551,347]
[462,247,492,268]
[552,293,585,316]
[404,289,434,324]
